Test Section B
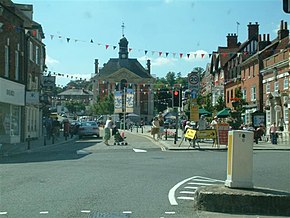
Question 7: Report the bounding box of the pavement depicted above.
[0,125,289,157]
[131,125,290,151]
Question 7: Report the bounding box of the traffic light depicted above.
[172,89,182,107]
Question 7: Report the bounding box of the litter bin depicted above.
[225,130,254,189]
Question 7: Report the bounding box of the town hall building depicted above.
[92,36,155,123]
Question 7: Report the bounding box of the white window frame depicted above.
[242,89,247,100]
[266,83,270,93]
[5,45,9,77]
[274,81,279,92]
[284,78,288,90]
[35,46,39,65]
[29,41,33,61]
[251,86,256,101]
[15,50,19,80]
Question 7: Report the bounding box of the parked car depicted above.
[78,121,100,139]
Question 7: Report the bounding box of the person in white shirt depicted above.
[104,116,113,145]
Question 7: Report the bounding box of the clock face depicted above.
[122,54,126,58]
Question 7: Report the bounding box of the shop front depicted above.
[0,78,25,144]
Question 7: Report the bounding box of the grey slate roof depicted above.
[99,58,152,78]
[58,88,93,96]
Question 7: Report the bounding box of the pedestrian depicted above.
[104,116,113,145]
[52,117,60,138]
[158,113,164,140]
[151,116,160,140]
[269,122,277,144]
[44,117,53,140]
[210,116,218,129]
[198,115,207,130]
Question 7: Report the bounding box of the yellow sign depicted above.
[184,129,197,139]
[196,129,217,139]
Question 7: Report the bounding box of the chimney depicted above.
[94,59,99,74]
[278,20,289,40]
[146,59,151,74]
[248,22,259,40]
[258,33,271,51]
[227,33,238,48]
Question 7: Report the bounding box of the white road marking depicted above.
[177,196,195,200]
[169,176,225,206]
[165,211,176,214]
[184,186,198,190]
[39,211,49,214]
[81,210,91,213]
[187,182,215,186]
[0,212,8,215]
[123,211,132,214]
[193,176,224,183]
[133,148,147,153]
[180,191,195,194]
[168,176,195,205]
[77,150,91,155]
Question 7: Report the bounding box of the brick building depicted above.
[261,20,289,135]
[0,1,45,143]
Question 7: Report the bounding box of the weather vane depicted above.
[121,22,125,37]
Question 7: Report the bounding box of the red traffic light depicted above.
[174,91,179,96]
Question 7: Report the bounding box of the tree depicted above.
[214,95,226,112]
[90,93,114,115]
[165,72,176,87]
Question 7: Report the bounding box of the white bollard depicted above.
[225,130,254,189]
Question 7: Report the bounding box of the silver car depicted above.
[78,121,100,139]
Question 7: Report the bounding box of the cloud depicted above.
[46,55,59,65]
[138,56,177,67]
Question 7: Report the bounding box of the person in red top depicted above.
[269,122,277,144]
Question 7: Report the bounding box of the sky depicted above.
[15,0,290,87]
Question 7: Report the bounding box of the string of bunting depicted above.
[2,20,288,60]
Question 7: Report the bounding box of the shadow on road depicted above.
[0,138,102,164]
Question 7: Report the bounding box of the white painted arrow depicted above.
[133,148,147,153]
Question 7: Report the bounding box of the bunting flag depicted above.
[3,20,289,61]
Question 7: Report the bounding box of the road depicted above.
[0,132,290,218]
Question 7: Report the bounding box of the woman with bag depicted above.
[104,116,113,145]
[151,116,160,140]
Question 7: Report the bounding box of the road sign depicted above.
[188,72,200,90]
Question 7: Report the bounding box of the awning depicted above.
[216,108,231,118]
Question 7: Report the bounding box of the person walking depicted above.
[158,113,164,140]
[104,116,113,145]
[151,116,160,140]
[269,122,277,144]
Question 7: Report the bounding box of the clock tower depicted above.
[118,36,129,59]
